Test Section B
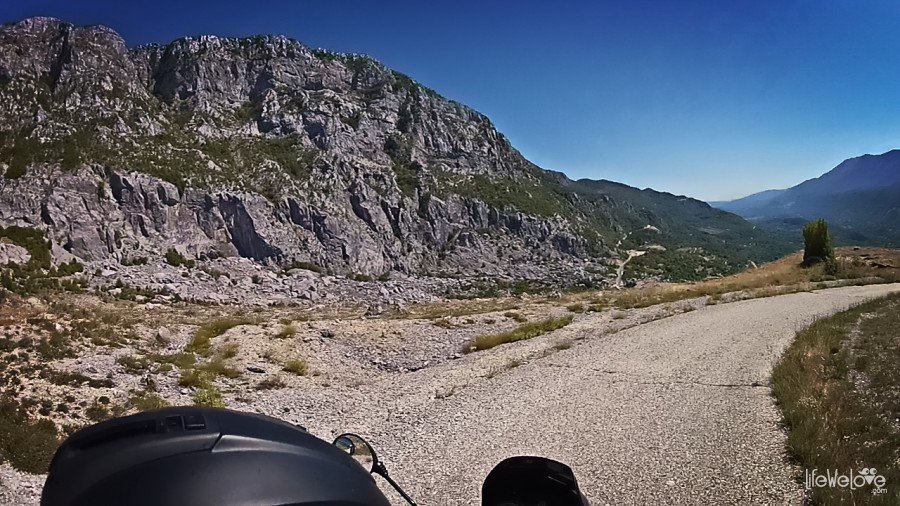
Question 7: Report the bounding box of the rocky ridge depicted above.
[0,17,779,290]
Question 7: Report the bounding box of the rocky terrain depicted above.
[0,16,789,291]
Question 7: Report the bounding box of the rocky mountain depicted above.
[713,150,900,246]
[0,17,786,286]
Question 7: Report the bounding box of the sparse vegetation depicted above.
[117,354,152,373]
[187,317,253,356]
[431,318,456,329]
[220,342,240,359]
[47,370,114,388]
[275,323,298,339]
[560,248,900,313]
[85,401,111,422]
[151,352,197,369]
[164,248,195,268]
[0,396,59,473]
[486,358,524,378]
[283,359,309,376]
[193,386,225,407]
[127,389,168,412]
[178,368,211,389]
[0,226,89,296]
[553,340,573,350]
[772,293,900,504]
[467,315,573,352]
[256,376,287,390]
[503,311,528,323]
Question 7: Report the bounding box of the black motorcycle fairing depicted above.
[41,407,390,506]
[482,456,588,506]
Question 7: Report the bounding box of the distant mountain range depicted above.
[712,150,900,247]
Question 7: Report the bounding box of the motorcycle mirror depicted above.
[333,433,378,473]
[332,433,418,506]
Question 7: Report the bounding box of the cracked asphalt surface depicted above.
[357,283,900,505]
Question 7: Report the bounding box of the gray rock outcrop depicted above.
[0,17,773,282]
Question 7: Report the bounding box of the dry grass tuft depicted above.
[503,311,528,323]
[256,376,287,390]
[283,359,309,376]
[467,315,573,352]
[431,318,456,329]
[553,340,573,350]
[275,323,298,339]
[187,317,254,356]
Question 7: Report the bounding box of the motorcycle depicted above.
[41,406,588,505]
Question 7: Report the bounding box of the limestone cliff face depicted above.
[0,17,768,280]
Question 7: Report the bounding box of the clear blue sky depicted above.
[3,0,900,201]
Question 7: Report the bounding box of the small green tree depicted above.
[802,219,834,267]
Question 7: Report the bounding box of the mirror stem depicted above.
[373,462,417,506]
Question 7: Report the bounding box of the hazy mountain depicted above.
[708,189,787,218]
[0,17,789,283]
[714,150,900,246]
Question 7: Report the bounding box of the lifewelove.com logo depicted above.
[805,468,887,495]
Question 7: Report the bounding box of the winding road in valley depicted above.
[360,283,900,504]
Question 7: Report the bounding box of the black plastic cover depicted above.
[482,456,589,506]
[41,407,390,506]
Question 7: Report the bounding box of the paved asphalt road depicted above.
[366,283,900,505]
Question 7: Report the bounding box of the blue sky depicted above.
[3,1,900,201]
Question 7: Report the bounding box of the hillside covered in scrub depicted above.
[0,17,790,286]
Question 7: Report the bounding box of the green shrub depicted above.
[197,357,242,379]
[178,369,211,389]
[121,256,148,266]
[340,113,361,129]
[127,390,168,412]
[193,387,225,408]
[0,225,51,269]
[802,219,834,267]
[0,396,60,473]
[285,261,323,273]
[164,249,195,268]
